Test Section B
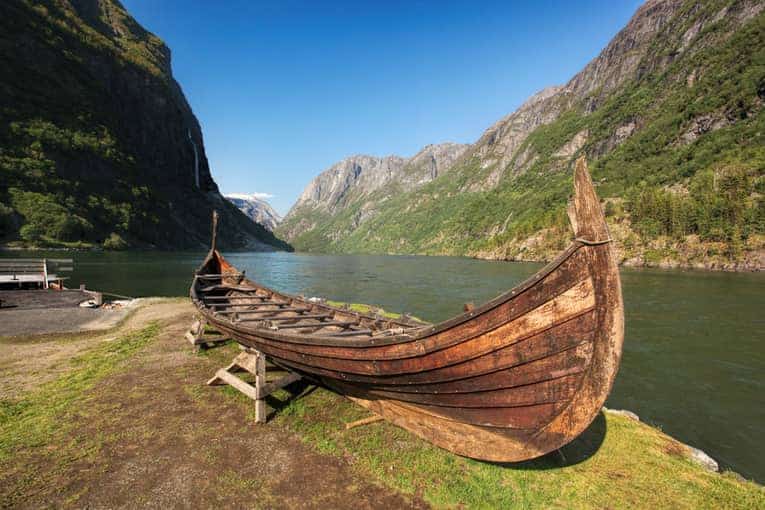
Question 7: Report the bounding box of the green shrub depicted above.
[9,189,94,242]
[19,223,43,242]
[626,166,761,244]
[0,203,15,237]
[103,232,128,250]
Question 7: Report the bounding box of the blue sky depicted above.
[123,0,642,215]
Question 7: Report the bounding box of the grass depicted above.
[1,301,762,508]
[205,301,764,509]
[270,387,764,509]
[0,323,159,462]
[325,299,414,320]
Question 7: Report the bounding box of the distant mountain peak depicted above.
[225,193,282,232]
[277,0,764,269]
[287,143,469,215]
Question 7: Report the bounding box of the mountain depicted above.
[279,143,469,247]
[278,0,764,270]
[225,194,282,232]
[0,0,291,251]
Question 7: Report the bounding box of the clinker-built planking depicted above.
[191,157,624,462]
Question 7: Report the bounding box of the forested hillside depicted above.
[280,0,764,270]
[0,0,290,250]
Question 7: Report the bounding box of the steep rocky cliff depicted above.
[279,143,468,246]
[280,0,764,270]
[0,0,291,251]
[225,194,281,232]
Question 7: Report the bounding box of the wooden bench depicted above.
[0,258,73,289]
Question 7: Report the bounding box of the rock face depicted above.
[293,155,408,215]
[687,446,720,472]
[280,143,468,242]
[279,0,764,268]
[225,194,282,232]
[0,0,290,251]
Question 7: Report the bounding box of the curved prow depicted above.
[210,210,219,254]
[567,156,610,243]
[190,155,625,463]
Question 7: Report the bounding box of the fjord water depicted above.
[4,250,763,481]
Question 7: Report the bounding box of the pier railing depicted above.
[0,258,73,289]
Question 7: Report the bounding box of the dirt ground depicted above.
[0,298,173,398]
[0,289,136,337]
[0,301,427,509]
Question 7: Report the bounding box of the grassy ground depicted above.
[325,300,420,320]
[0,300,424,509]
[201,302,764,509]
[269,385,764,509]
[0,323,160,504]
[1,299,762,509]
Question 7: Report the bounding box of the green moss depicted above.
[103,232,127,250]
[324,300,405,319]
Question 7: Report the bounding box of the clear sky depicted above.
[122,0,643,215]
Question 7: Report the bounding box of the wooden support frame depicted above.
[207,348,302,423]
[185,316,229,351]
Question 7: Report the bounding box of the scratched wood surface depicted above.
[190,156,624,462]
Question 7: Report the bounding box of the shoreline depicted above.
[2,297,761,487]
[492,253,763,273]
[2,298,761,507]
[2,244,762,273]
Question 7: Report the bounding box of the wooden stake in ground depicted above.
[207,348,301,423]
[185,316,229,352]
[345,415,384,430]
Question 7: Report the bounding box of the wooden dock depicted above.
[0,258,73,289]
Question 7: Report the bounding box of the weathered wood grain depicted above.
[190,156,624,462]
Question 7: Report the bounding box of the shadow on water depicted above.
[490,411,607,470]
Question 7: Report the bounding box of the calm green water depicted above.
[3,250,764,482]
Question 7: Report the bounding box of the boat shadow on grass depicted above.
[263,376,607,470]
[263,378,318,421]
[489,411,607,470]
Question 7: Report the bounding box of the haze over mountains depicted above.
[279,0,764,270]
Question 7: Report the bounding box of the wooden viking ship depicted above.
[191,157,623,462]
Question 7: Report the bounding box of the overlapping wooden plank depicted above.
[214,279,595,374]
[276,320,357,330]
[335,373,580,409]
[250,313,594,385]
[347,396,540,461]
[367,341,593,394]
